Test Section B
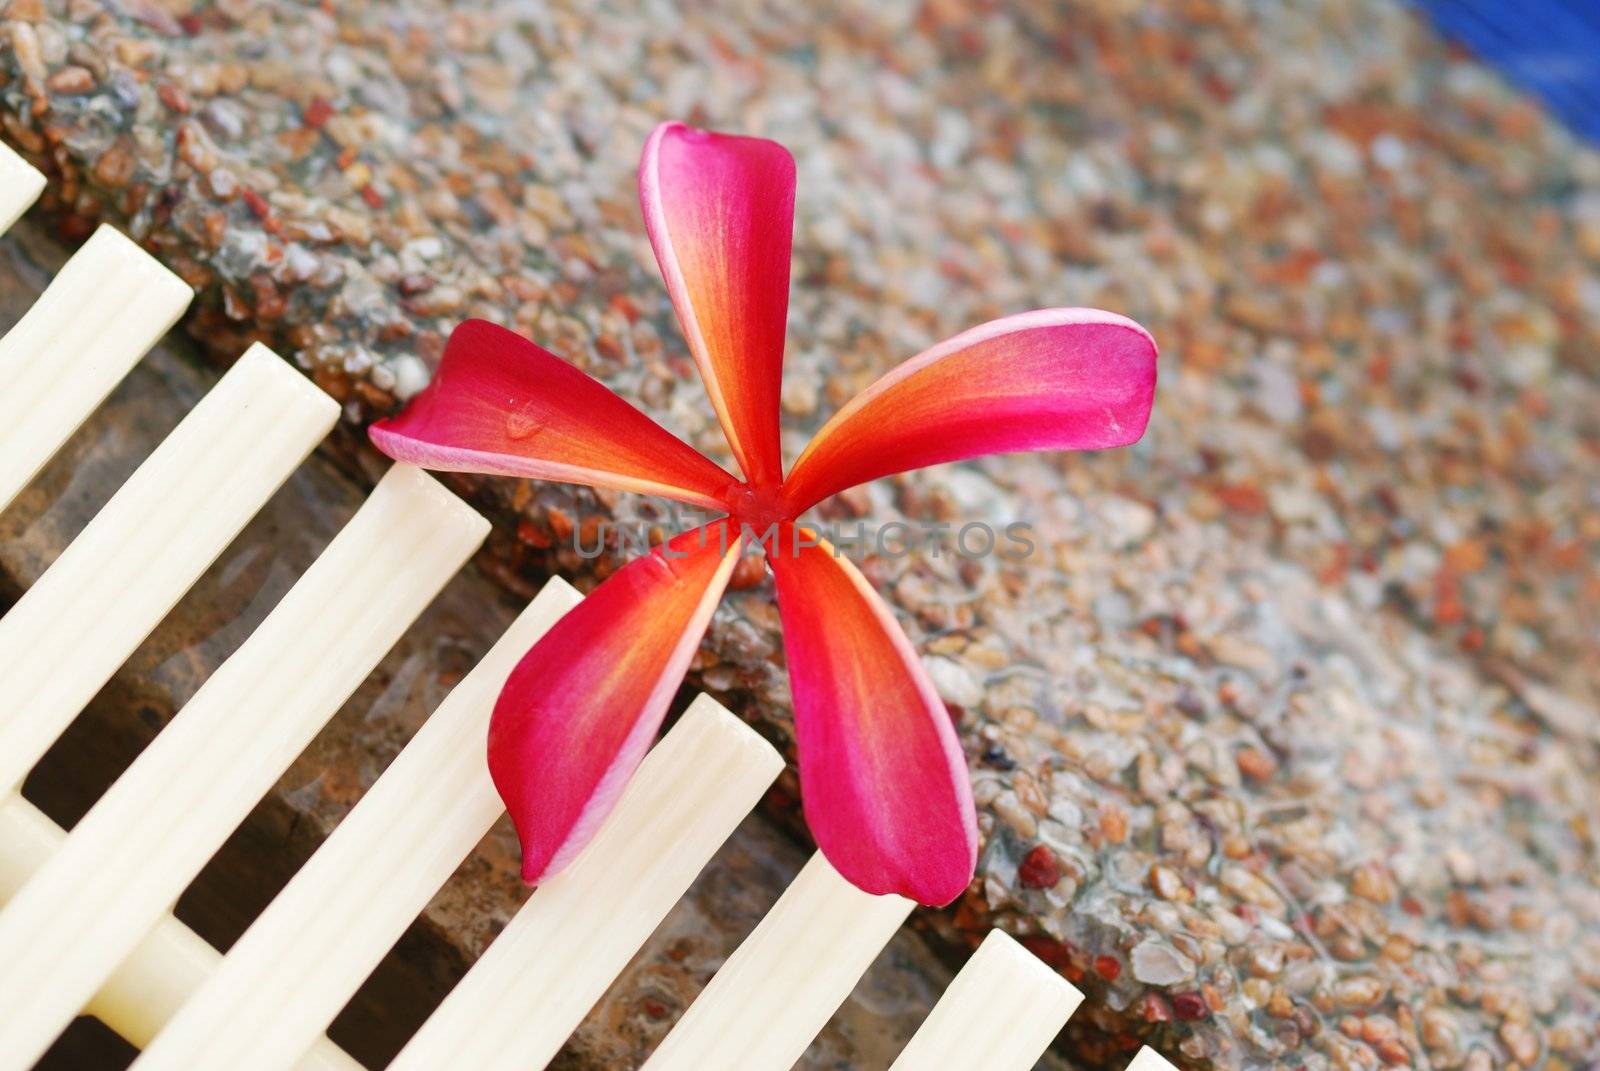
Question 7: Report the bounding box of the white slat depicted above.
[1128,1047,1181,1071]
[0,140,45,233]
[0,464,487,1069]
[0,795,360,1071]
[391,694,785,1071]
[888,930,1083,1071]
[133,578,582,1070]
[640,852,914,1071]
[0,344,338,795]
[0,224,192,511]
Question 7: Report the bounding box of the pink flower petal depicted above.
[781,309,1157,514]
[641,121,794,489]
[490,521,747,883]
[370,319,741,511]
[769,523,977,906]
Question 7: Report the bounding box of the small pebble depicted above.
[1131,940,1197,986]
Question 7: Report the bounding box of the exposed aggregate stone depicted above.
[4,0,1599,1067]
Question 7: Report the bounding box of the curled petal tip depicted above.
[828,827,977,907]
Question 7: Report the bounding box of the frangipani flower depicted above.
[371,122,1157,906]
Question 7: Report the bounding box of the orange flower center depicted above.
[727,481,791,535]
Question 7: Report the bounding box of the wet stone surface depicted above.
[4,0,1600,1068]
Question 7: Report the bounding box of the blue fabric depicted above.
[1413,0,1600,142]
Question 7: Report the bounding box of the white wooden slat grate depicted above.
[129,578,583,1071]
[0,462,488,1068]
[0,795,360,1071]
[0,342,339,796]
[0,150,1184,1071]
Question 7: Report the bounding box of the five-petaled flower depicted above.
[371,121,1157,906]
